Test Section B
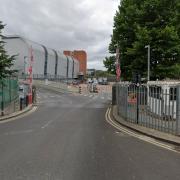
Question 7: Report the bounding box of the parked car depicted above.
[98,78,103,85]
[102,77,108,85]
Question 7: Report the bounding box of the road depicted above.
[0,88,180,180]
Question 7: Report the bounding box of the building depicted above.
[64,50,87,77]
[3,36,79,80]
[87,69,96,76]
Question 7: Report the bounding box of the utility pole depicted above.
[145,45,150,81]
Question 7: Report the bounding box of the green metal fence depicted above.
[0,77,19,116]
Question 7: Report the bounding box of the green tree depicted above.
[103,56,116,75]
[109,0,180,80]
[0,21,15,80]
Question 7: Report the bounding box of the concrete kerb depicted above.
[0,105,34,122]
[111,105,180,146]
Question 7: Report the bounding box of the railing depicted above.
[0,77,19,116]
[114,82,180,135]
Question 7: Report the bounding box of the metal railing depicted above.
[114,82,180,135]
[0,77,19,116]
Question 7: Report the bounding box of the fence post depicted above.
[1,82,4,116]
[176,86,180,135]
[79,86,82,94]
[125,84,128,120]
[136,84,140,124]
[112,84,116,105]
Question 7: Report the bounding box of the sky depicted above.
[0,0,119,70]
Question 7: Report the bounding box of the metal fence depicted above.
[0,77,19,116]
[115,82,180,135]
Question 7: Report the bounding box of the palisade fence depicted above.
[0,77,19,116]
[114,82,180,135]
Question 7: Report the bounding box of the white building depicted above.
[3,35,79,79]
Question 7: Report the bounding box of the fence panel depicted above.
[116,82,180,135]
[0,77,19,116]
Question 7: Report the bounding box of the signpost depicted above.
[28,46,33,104]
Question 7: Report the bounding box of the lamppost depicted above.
[145,45,150,81]
[24,56,28,80]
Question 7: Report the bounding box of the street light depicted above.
[24,56,28,80]
[145,45,150,81]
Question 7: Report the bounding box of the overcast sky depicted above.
[0,0,119,70]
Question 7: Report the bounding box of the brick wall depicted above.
[64,50,87,76]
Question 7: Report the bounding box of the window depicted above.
[170,87,176,101]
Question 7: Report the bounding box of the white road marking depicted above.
[41,120,53,129]
[101,97,105,99]
[105,108,179,153]
[4,129,34,136]
[89,95,93,98]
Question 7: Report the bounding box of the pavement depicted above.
[0,105,34,122]
[0,88,180,180]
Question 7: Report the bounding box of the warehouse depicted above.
[3,36,79,80]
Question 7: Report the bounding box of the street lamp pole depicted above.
[145,45,150,81]
[24,56,27,80]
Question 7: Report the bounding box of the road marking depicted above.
[101,97,105,99]
[41,120,53,129]
[89,95,93,98]
[4,129,34,136]
[105,108,179,153]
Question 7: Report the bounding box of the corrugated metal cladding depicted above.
[2,36,79,79]
[41,45,48,77]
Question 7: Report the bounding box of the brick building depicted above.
[64,50,87,76]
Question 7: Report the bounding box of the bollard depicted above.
[1,101,4,116]
[20,98,23,110]
[79,86,82,94]
[26,95,29,107]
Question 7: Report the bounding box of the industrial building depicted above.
[64,50,87,77]
[3,36,79,80]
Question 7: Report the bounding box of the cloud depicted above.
[0,0,119,70]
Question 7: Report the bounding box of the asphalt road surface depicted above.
[0,88,180,180]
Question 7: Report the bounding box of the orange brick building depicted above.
[64,50,87,76]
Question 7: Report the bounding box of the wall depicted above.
[64,50,87,76]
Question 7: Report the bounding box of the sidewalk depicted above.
[34,80,79,94]
[0,105,33,122]
[111,105,180,146]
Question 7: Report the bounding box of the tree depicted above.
[0,21,15,80]
[103,56,116,75]
[109,0,180,80]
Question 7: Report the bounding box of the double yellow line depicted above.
[105,107,179,154]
